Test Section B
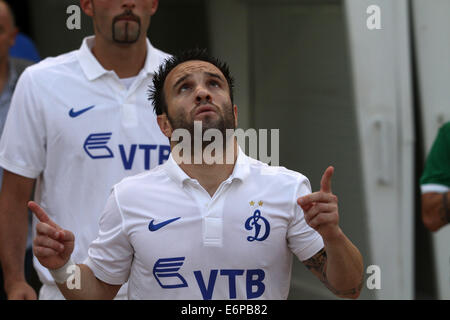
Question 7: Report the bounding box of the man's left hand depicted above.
[298,166,342,242]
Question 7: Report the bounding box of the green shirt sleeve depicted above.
[420,122,450,188]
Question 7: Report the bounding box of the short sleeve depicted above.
[287,177,324,261]
[0,69,46,178]
[84,188,133,285]
[420,122,450,193]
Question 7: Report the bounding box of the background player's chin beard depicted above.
[112,22,141,44]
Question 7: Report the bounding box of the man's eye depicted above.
[209,80,220,87]
[179,84,190,92]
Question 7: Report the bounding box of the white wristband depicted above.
[49,258,76,284]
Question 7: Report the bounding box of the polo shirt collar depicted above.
[233,146,252,181]
[77,35,160,81]
[164,146,252,188]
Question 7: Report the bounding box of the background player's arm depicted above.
[420,123,450,232]
[0,170,36,299]
[298,167,364,299]
[28,201,121,300]
[421,192,450,232]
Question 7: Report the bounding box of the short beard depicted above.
[168,105,236,150]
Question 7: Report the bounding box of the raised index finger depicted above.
[28,201,59,229]
[320,166,334,193]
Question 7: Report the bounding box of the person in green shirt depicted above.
[420,122,450,232]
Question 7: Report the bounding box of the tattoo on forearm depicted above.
[302,248,363,297]
[303,248,328,275]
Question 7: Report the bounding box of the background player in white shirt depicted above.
[0,0,170,300]
[29,49,364,299]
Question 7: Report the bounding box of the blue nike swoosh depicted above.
[69,105,95,118]
[148,217,181,232]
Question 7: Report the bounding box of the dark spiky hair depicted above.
[148,48,235,115]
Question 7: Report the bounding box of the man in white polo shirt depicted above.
[0,0,170,300]
[29,49,364,300]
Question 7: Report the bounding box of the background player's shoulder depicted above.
[25,50,78,73]
[20,50,79,85]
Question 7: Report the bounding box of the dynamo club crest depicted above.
[245,206,270,242]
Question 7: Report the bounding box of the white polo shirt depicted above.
[0,36,171,285]
[85,148,324,300]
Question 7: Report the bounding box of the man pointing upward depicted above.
[29,49,363,300]
[298,166,363,296]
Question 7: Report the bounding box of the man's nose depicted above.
[121,0,136,9]
[195,86,212,104]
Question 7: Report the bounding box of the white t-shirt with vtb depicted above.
[85,148,324,300]
[0,36,171,285]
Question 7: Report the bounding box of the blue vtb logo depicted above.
[152,257,265,299]
[83,132,114,159]
[245,210,270,242]
[153,257,188,289]
[83,132,171,169]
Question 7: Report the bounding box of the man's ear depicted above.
[151,0,159,16]
[233,105,238,128]
[157,113,173,138]
[80,0,94,17]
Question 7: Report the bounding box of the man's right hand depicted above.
[28,201,75,270]
[5,280,37,300]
